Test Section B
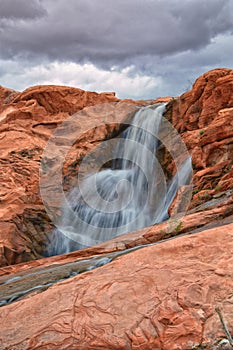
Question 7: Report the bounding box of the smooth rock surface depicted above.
[0,224,233,349]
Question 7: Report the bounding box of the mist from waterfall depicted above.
[45,104,192,256]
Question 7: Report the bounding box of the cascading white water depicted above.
[45,103,192,256]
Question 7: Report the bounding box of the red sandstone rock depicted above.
[0,85,123,265]
[0,86,17,107]
[0,224,233,349]
[11,85,119,114]
[0,68,233,266]
[165,68,233,207]
[0,187,231,278]
[0,69,233,349]
[169,68,233,132]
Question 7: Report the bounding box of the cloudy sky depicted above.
[0,0,233,99]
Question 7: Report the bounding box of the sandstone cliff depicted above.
[0,69,232,349]
[0,85,121,265]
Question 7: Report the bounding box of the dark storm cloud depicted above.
[0,0,233,65]
[0,0,47,20]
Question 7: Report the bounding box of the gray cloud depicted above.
[0,0,233,64]
[0,31,232,99]
[0,0,232,98]
[0,0,47,20]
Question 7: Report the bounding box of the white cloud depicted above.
[0,33,232,100]
[0,61,163,99]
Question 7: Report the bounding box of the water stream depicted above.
[0,233,192,307]
[0,242,162,307]
[0,103,194,307]
[45,103,192,256]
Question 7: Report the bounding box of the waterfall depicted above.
[45,103,192,256]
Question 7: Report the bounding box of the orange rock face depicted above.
[0,85,122,266]
[0,224,233,350]
[0,83,172,266]
[0,69,232,266]
[169,68,233,132]
[0,69,233,349]
[165,68,233,207]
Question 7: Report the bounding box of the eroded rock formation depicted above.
[165,68,233,207]
[0,83,173,265]
[0,68,233,349]
[0,85,123,265]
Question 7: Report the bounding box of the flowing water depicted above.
[45,103,192,256]
[1,244,154,307]
[0,234,191,307]
[0,104,193,306]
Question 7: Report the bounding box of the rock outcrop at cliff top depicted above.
[166,68,233,201]
[0,68,233,349]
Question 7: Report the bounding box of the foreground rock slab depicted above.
[0,224,233,350]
